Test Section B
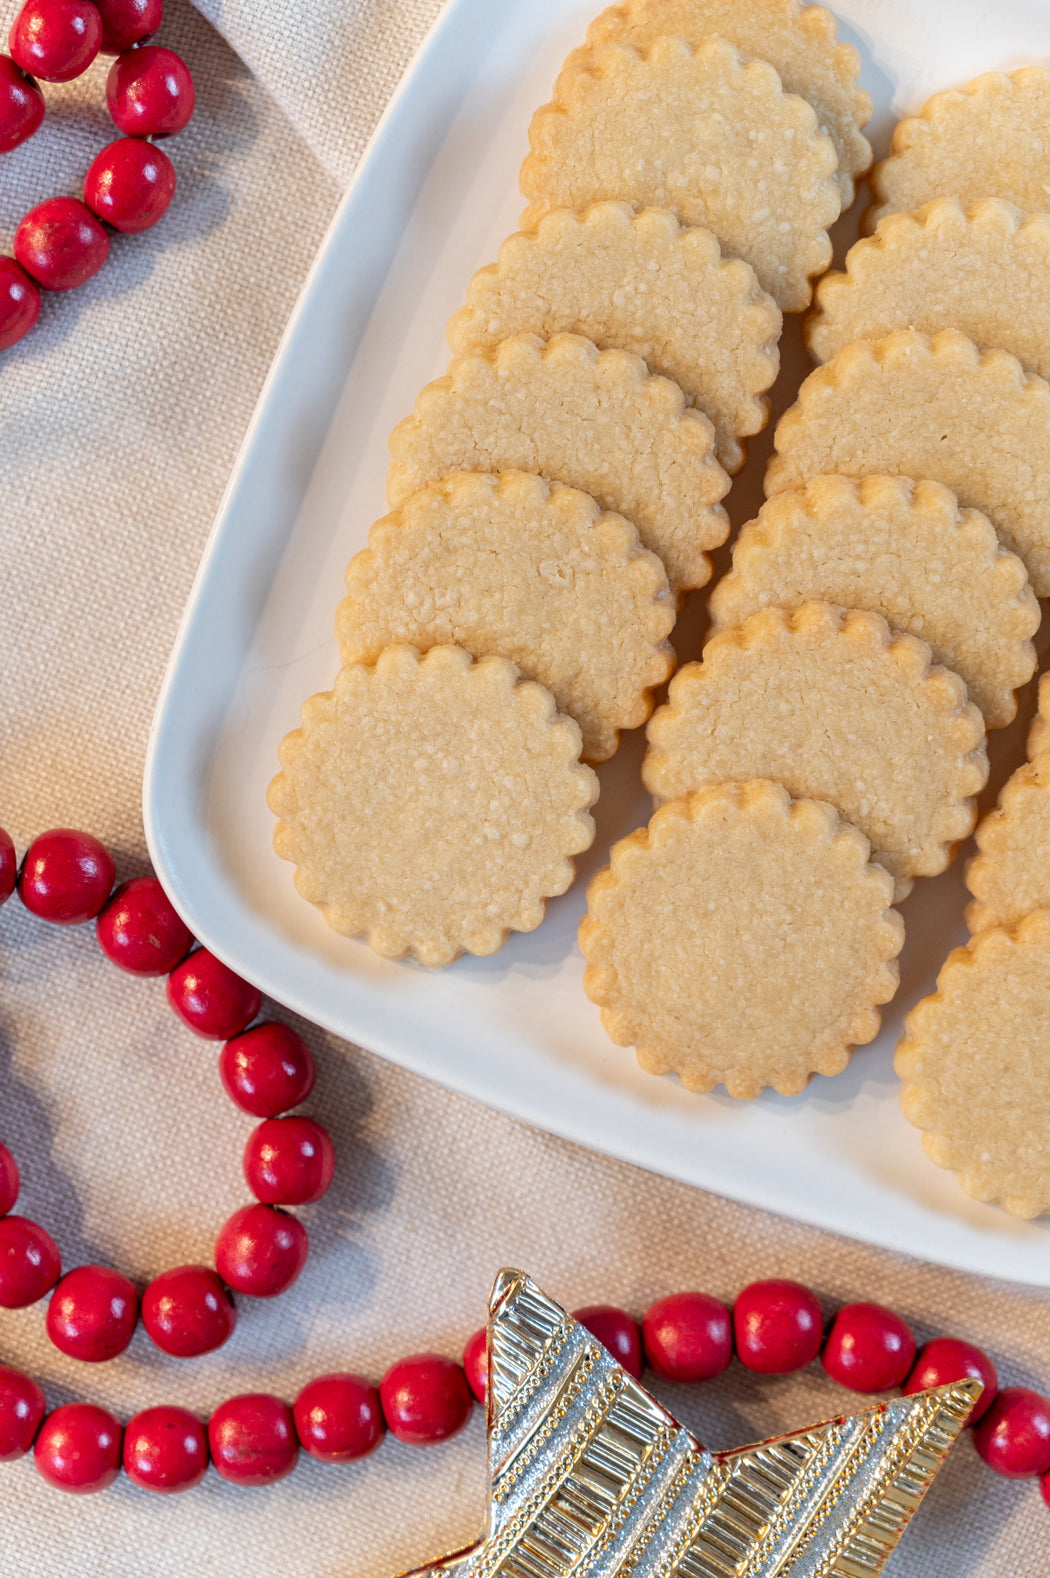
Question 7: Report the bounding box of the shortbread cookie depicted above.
[267,645,597,967]
[643,603,988,896]
[896,911,1050,1218]
[765,331,1050,596]
[1028,674,1050,760]
[520,36,841,310]
[336,472,675,764]
[808,200,1050,380]
[965,754,1050,933]
[387,335,729,592]
[587,0,872,206]
[447,204,781,475]
[868,68,1050,230]
[580,781,904,1099]
[709,475,1039,728]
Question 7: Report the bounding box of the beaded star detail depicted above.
[401,1269,980,1578]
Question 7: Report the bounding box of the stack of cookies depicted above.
[270,0,872,967]
[583,64,1050,1136]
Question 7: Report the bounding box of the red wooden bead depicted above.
[34,1402,122,1493]
[106,45,194,137]
[0,1214,61,1307]
[0,1365,45,1461]
[214,1203,308,1298]
[734,1279,823,1375]
[141,1264,236,1357]
[94,0,161,54]
[167,948,261,1039]
[0,256,40,349]
[821,1302,916,1393]
[0,827,16,902]
[219,1023,316,1118]
[1042,1465,1050,1509]
[0,54,44,151]
[46,1264,139,1362]
[574,1304,643,1381]
[642,1291,733,1383]
[209,1393,298,1486]
[972,1386,1050,1478]
[0,1141,19,1215]
[18,828,115,921]
[84,137,176,235]
[293,1373,384,1463]
[462,1326,487,1404]
[96,876,193,975]
[902,1337,998,1426]
[15,198,109,292]
[123,1405,208,1493]
[379,1354,473,1446]
[243,1116,334,1207]
[9,0,101,83]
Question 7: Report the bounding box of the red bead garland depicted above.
[0,0,195,351]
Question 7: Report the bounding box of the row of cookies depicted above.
[270,0,873,963]
[580,66,1050,1113]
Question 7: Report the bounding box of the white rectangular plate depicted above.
[144,0,1050,1285]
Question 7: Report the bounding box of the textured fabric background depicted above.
[0,3,1048,1574]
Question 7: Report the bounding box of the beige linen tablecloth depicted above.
[0,4,1047,1573]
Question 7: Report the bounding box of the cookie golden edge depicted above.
[519,36,841,312]
[708,473,1039,729]
[643,603,989,889]
[895,911,1050,1219]
[807,199,1050,374]
[335,470,677,764]
[267,644,599,968]
[585,0,873,205]
[579,780,904,1100]
[964,751,1050,934]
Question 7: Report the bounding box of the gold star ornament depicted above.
[400,1269,981,1578]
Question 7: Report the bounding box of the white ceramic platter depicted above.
[144,0,1050,1285]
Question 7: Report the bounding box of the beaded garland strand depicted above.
[0,0,195,350]
[2,829,1050,1506]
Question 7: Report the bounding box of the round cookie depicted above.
[520,36,841,311]
[336,471,675,764]
[709,475,1039,728]
[1028,673,1050,761]
[267,645,598,967]
[808,200,1050,380]
[868,68,1050,231]
[586,0,872,206]
[447,204,781,475]
[896,911,1050,1219]
[965,753,1050,933]
[643,602,988,897]
[579,781,904,1099]
[765,330,1050,597]
[387,334,730,593]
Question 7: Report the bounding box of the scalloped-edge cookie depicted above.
[808,200,1050,380]
[579,781,904,1099]
[965,752,1050,933]
[336,471,675,764]
[447,204,780,475]
[896,911,1050,1219]
[387,334,729,592]
[586,0,872,206]
[643,602,988,897]
[1028,674,1050,761]
[709,475,1039,728]
[520,36,840,310]
[765,330,1050,597]
[867,68,1050,231]
[267,645,598,967]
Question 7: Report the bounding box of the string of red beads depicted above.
[0,825,334,1364]
[0,0,193,350]
[3,1286,1050,1501]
